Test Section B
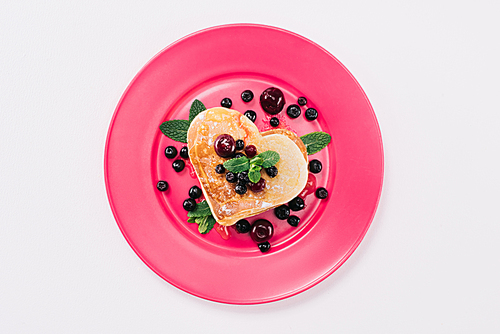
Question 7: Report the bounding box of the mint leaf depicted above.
[300,132,331,155]
[189,99,206,123]
[187,200,212,218]
[223,156,250,173]
[248,168,261,183]
[249,156,264,166]
[257,151,280,168]
[198,215,216,234]
[159,120,190,143]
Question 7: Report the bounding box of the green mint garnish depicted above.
[186,200,216,234]
[187,200,212,218]
[257,151,280,168]
[249,156,264,166]
[248,166,262,183]
[160,100,207,143]
[300,131,331,155]
[196,215,216,234]
[189,99,206,123]
[159,119,190,143]
[223,156,250,173]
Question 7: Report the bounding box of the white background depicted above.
[1,1,499,332]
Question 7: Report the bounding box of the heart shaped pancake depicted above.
[187,107,308,226]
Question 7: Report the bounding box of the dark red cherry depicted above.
[250,219,274,243]
[260,87,285,115]
[249,178,266,192]
[214,134,236,158]
[244,145,257,158]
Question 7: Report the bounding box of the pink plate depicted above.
[105,24,383,304]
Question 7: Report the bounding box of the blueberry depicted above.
[172,159,185,172]
[215,164,225,174]
[289,197,305,211]
[238,171,250,184]
[309,159,322,174]
[183,198,196,211]
[316,187,328,199]
[305,108,318,121]
[221,97,232,108]
[241,90,254,102]
[164,146,177,159]
[298,97,307,106]
[234,152,245,159]
[235,219,251,233]
[179,146,189,159]
[286,104,301,118]
[189,185,202,199]
[226,172,237,183]
[270,117,279,127]
[235,139,245,151]
[274,205,290,220]
[156,180,169,191]
[235,184,247,195]
[265,166,278,178]
[287,215,300,227]
[244,110,257,122]
[258,241,271,253]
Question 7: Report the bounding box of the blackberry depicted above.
[183,198,196,211]
[241,90,254,102]
[258,241,271,253]
[265,166,278,178]
[287,215,300,227]
[305,108,318,121]
[309,159,322,174]
[270,117,279,127]
[188,185,202,199]
[235,139,245,151]
[215,164,225,174]
[244,110,257,122]
[156,181,169,191]
[274,205,290,220]
[179,146,189,159]
[235,184,247,195]
[289,197,305,211]
[221,98,232,108]
[226,172,237,183]
[316,187,328,199]
[235,219,251,233]
[286,104,301,118]
[164,146,177,159]
[172,159,185,172]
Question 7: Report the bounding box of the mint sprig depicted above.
[257,151,280,168]
[187,200,211,218]
[300,131,331,155]
[160,99,206,143]
[159,120,190,143]
[223,150,280,183]
[186,200,216,234]
[189,99,206,123]
[223,156,250,173]
[248,165,262,183]
[197,215,216,234]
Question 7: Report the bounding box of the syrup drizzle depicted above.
[214,223,231,240]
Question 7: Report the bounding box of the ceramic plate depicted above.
[105,24,383,304]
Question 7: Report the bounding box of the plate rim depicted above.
[104,23,384,304]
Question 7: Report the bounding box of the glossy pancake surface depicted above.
[187,108,308,225]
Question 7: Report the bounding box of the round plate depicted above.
[105,24,383,304]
